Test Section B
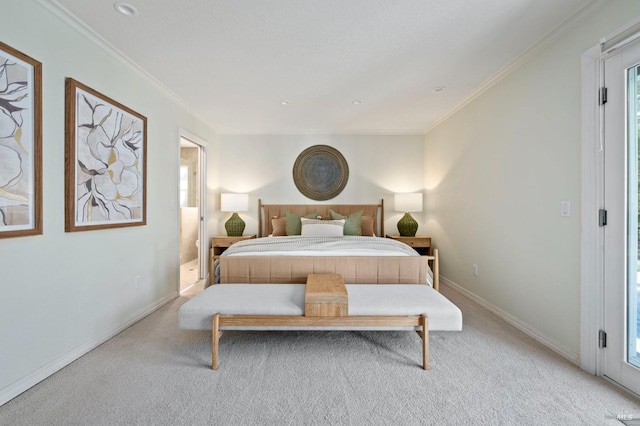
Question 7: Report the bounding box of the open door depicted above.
[179,133,207,294]
[602,37,640,396]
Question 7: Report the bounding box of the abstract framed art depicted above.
[0,41,42,239]
[65,78,147,232]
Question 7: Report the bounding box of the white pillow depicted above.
[300,218,345,237]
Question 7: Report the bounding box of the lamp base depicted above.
[397,212,418,237]
[225,212,245,237]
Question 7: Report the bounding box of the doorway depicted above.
[601,37,640,395]
[179,135,206,294]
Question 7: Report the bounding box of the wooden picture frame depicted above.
[0,41,42,239]
[65,78,147,232]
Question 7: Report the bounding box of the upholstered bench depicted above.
[179,283,462,370]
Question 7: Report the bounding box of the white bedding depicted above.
[222,235,419,257]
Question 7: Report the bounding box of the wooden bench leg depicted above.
[210,314,429,370]
[420,314,429,370]
[212,314,221,370]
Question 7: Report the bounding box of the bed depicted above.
[214,199,439,290]
[183,200,458,370]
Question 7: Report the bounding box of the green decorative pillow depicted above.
[329,209,363,236]
[285,211,319,235]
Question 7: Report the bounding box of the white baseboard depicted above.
[0,292,178,407]
[441,276,580,365]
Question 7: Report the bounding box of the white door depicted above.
[603,39,640,396]
[178,133,208,291]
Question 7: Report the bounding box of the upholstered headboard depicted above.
[258,199,385,237]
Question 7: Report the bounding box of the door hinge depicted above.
[599,209,607,226]
[599,330,607,348]
[600,86,608,105]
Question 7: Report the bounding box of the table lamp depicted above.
[221,193,249,236]
[394,193,422,237]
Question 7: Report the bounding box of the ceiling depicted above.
[53,0,592,134]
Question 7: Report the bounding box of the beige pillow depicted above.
[271,217,286,236]
[361,215,375,236]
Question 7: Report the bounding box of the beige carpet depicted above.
[0,286,638,425]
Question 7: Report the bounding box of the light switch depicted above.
[561,201,571,217]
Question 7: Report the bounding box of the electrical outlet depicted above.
[134,275,142,289]
[472,264,479,277]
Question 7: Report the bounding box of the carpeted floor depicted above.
[0,286,638,425]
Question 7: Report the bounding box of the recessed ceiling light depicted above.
[352,100,363,105]
[114,2,138,16]
[432,86,446,93]
[281,100,289,105]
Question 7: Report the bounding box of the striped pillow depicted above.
[300,218,345,237]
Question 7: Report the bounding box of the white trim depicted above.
[441,277,580,364]
[425,0,607,134]
[601,15,640,54]
[218,130,426,136]
[580,15,640,379]
[0,293,177,406]
[198,147,208,281]
[39,0,608,138]
[179,128,209,148]
[178,129,209,284]
[580,44,604,375]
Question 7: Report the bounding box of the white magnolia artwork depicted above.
[65,78,146,232]
[0,41,42,239]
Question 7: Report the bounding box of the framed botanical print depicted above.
[65,78,147,232]
[0,41,42,238]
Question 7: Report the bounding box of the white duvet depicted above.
[222,235,419,257]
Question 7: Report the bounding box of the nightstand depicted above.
[209,234,256,284]
[385,235,431,256]
[386,235,438,291]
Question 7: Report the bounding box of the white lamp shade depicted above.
[394,193,423,212]
[221,193,249,212]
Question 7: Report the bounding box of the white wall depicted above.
[0,0,217,404]
[424,0,640,362]
[216,134,425,236]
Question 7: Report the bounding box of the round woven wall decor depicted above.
[292,145,349,201]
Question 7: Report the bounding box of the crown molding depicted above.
[38,0,211,127]
[38,0,605,137]
[424,0,607,134]
[217,129,426,136]
[36,1,428,136]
